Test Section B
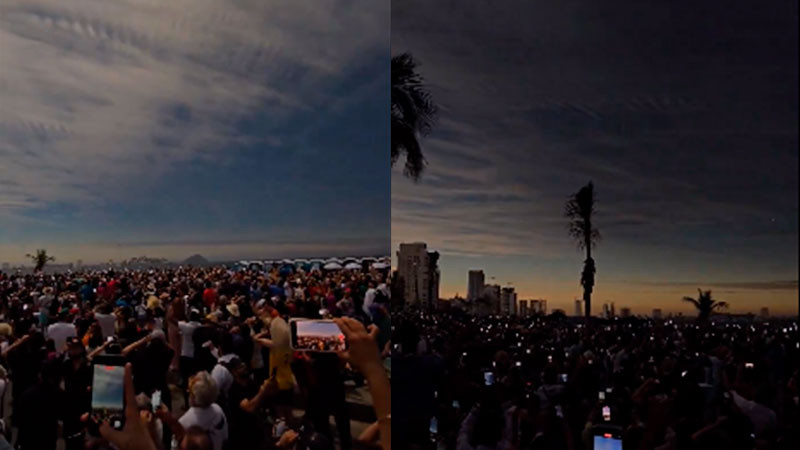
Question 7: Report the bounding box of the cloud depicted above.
[0,0,388,220]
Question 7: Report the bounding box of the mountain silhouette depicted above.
[183,254,210,266]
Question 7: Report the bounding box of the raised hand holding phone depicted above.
[332,317,382,375]
[98,363,158,450]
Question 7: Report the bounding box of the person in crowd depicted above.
[14,359,65,450]
[46,309,77,354]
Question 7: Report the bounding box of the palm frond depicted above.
[682,296,700,308]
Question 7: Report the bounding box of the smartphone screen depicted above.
[91,360,125,428]
[593,434,622,450]
[560,373,568,383]
[151,390,161,412]
[290,319,346,352]
[484,371,495,386]
[602,405,611,421]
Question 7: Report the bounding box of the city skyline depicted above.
[392,0,798,316]
[1,0,390,264]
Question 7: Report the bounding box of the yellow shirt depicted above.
[268,317,294,390]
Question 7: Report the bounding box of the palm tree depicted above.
[682,289,728,322]
[565,181,600,318]
[392,53,437,180]
[26,249,55,272]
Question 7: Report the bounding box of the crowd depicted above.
[0,262,392,450]
[392,308,799,450]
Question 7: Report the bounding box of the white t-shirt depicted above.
[179,404,228,450]
[46,322,77,353]
[363,288,377,316]
[178,321,200,358]
[94,313,116,340]
[210,354,237,401]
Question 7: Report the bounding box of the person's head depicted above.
[67,338,87,361]
[188,371,218,407]
[180,426,213,450]
[472,386,504,447]
[229,358,249,384]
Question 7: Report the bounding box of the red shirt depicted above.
[203,288,218,307]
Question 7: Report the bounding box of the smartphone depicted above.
[106,336,115,343]
[484,371,495,386]
[151,390,161,413]
[289,319,346,352]
[593,433,623,450]
[273,418,288,438]
[91,355,126,430]
[555,405,564,418]
[598,391,606,401]
[515,361,522,367]
[602,405,611,421]
[745,362,754,369]
[560,373,568,383]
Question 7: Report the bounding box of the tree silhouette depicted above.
[565,182,600,318]
[26,249,55,272]
[682,289,728,322]
[392,53,437,181]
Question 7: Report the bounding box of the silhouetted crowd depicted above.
[0,263,392,450]
[392,308,799,450]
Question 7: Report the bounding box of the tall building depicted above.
[620,307,631,318]
[482,284,501,312]
[500,287,517,315]
[574,299,582,316]
[652,308,662,319]
[529,299,547,315]
[396,243,440,308]
[602,303,610,318]
[467,270,485,301]
[610,302,616,318]
[519,300,529,316]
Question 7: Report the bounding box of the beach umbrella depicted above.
[344,262,361,270]
[361,257,377,264]
[323,262,343,270]
[371,262,390,270]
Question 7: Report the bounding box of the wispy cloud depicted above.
[0,0,387,215]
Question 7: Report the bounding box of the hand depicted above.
[99,363,158,450]
[334,317,383,377]
[155,403,171,421]
[276,429,299,448]
[260,376,278,396]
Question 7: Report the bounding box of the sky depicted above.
[392,0,799,316]
[0,0,390,265]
